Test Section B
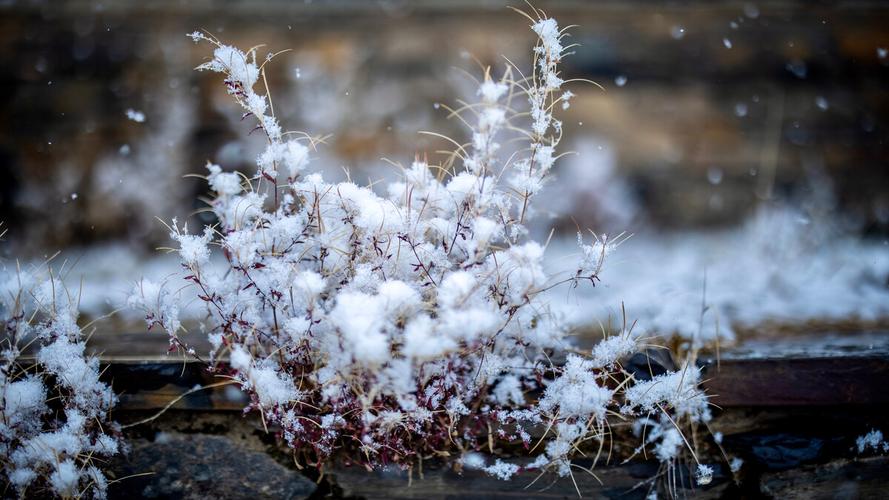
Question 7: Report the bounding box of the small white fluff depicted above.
[230,347,300,408]
[478,79,509,104]
[590,334,637,368]
[532,18,564,61]
[3,376,48,429]
[695,463,714,485]
[856,429,888,454]
[622,366,710,422]
[538,355,613,421]
[207,163,242,196]
[729,457,744,473]
[169,221,213,267]
[125,108,145,122]
[48,459,81,497]
[461,452,487,470]
[483,459,520,480]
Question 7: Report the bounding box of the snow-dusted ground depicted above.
[546,207,889,348]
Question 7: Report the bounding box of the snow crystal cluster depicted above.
[856,429,888,455]
[625,367,711,463]
[127,13,712,489]
[1,264,122,498]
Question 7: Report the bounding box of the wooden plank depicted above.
[103,360,247,412]
[330,461,729,499]
[86,331,889,410]
[700,332,889,406]
[88,331,213,362]
[98,354,889,411]
[701,354,889,407]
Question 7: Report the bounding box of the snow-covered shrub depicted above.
[1,261,122,498]
[131,9,713,491]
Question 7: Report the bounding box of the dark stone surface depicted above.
[108,433,316,499]
[747,434,825,471]
[624,348,676,381]
[760,456,889,500]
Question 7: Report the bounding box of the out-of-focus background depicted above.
[1,0,888,343]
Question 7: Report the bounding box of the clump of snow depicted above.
[484,459,520,480]
[623,366,712,474]
[127,278,183,340]
[460,451,487,470]
[856,429,888,455]
[538,355,613,421]
[623,366,711,422]
[695,463,714,485]
[230,346,301,409]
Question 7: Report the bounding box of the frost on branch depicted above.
[1,262,122,499]
[132,11,713,492]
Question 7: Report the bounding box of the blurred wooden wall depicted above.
[1,0,888,252]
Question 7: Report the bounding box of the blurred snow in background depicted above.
[2,1,888,343]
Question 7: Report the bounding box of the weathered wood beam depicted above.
[98,331,889,411]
